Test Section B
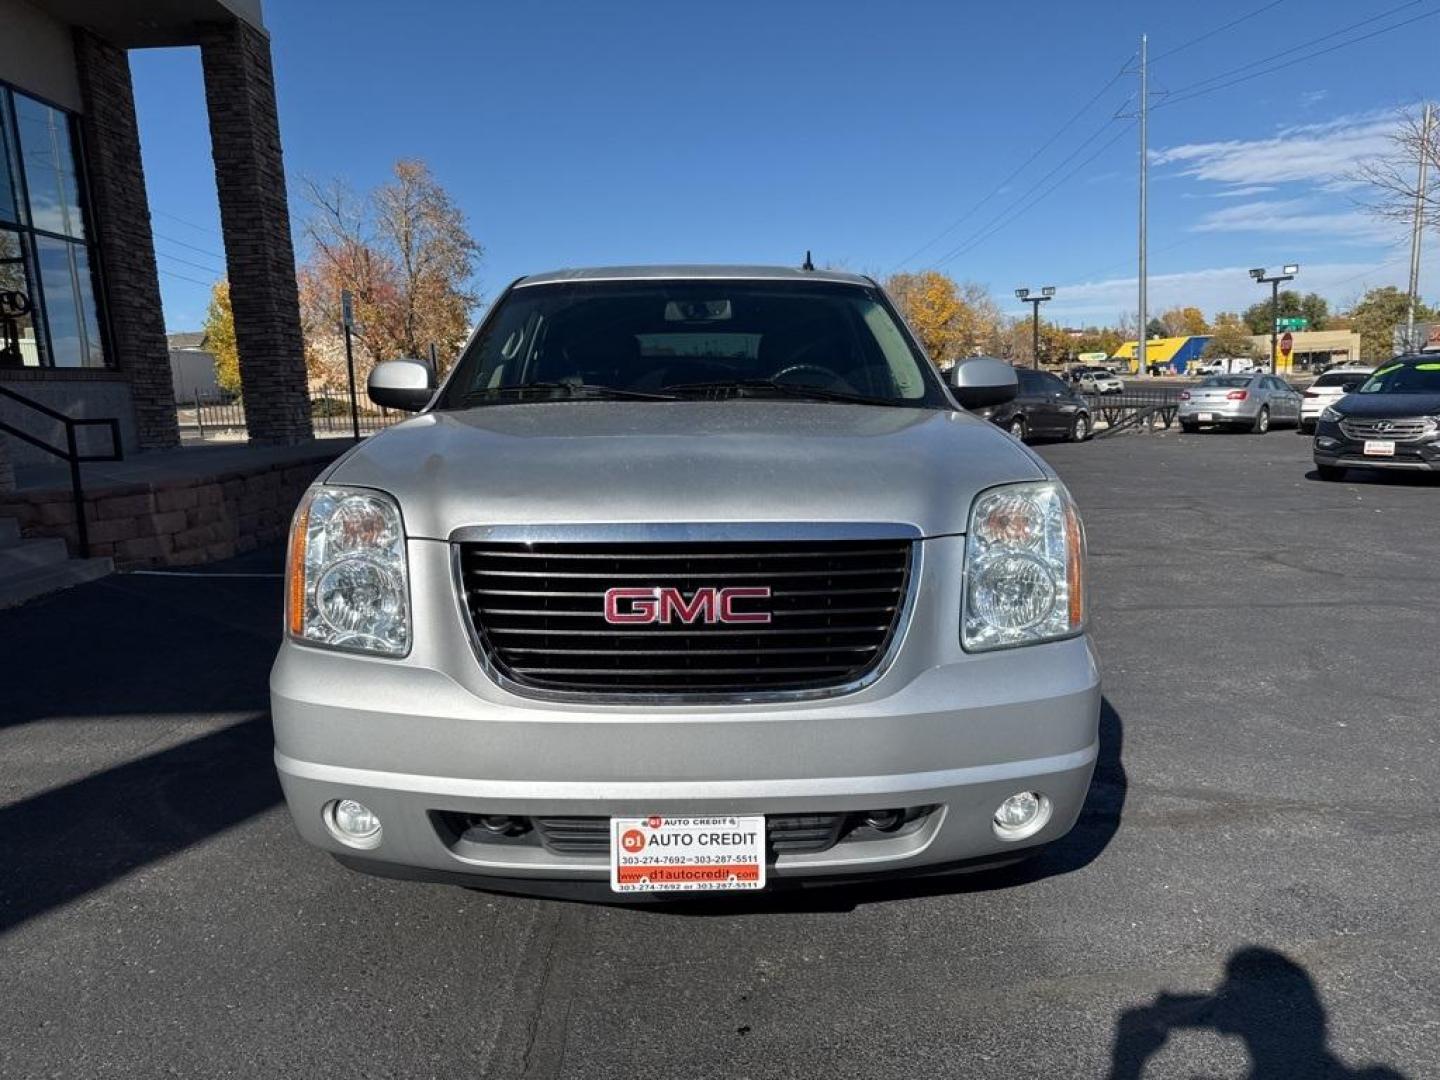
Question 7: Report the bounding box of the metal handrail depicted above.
[0,384,122,556]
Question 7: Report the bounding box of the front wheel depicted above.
[1008,416,1027,441]
[1180,421,1199,434]
[1297,420,1314,435]
[1250,407,1270,434]
[1069,413,1091,442]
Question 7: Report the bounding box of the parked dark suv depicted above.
[1313,355,1440,480]
[977,367,1092,442]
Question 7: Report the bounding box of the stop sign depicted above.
[1280,331,1294,357]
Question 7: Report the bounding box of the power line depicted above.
[936,122,1138,268]
[157,266,214,287]
[1151,0,1292,62]
[151,208,222,239]
[890,57,1134,273]
[155,250,224,276]
[151,230,226,261]
[1158,1,1433,109]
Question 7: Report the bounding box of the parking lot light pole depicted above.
[1015,287,1055,370]
[1249,265,1298,374]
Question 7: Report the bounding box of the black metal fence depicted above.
[1079,386,1185,436]
[178,388,407,441]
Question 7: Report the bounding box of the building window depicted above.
[0,83,108,369]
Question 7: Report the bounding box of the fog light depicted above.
[477,814,526,836]
[862,808,905,832]
[326,799,382,848]
[992,791,1050,840]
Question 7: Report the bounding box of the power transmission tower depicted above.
[1405,101,1434,353]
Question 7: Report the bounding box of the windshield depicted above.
[1311,370,1370,389]
[435,279,946,410]
[1199,375,1252,388]
[1357,360,1440,394]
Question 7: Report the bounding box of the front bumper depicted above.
[271,536,1102,893]
[1314,430,1440,471]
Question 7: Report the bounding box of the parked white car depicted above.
[1192,357,1258,376]
[1075,370,1124,395]
[1298,366,1372,433]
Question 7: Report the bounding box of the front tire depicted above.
[1316,464,1346,481]
[1069,413,1091,442]
[1180,421,1199,434]
[1008,416,1027,441]
[1297,420,1314,435]
[1251,407,1270,435]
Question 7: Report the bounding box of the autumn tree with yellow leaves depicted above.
[883,271,1002,368]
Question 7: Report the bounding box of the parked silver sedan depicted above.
[1178,373,1303,434]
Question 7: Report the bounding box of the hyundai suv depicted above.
[271,266,1100,898]
[1313,355,1440,479]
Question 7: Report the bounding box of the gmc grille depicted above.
[455,537,913,696]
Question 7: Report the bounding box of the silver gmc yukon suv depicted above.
[271,265,1100,898]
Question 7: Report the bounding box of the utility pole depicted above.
[1405,101,1434,354]
[1015,287,1056,369]
[340,289,360,440]
[1137,32,1149,378]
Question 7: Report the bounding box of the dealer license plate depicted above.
[1363,439,1396,457]
[1197,412,1214,421]
[610,815,766,893]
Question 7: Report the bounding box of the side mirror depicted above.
[368,358,435,412]
[949,356,1019,410]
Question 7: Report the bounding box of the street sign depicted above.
[340,289,355,330]
[1275,317,1308,331]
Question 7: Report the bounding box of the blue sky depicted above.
[131,0,1440,332]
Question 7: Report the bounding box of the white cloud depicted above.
[1048,257,1422,322]
[1211,185,1276,198]
[1191,198,1397,242]
[1151,111,1395,186]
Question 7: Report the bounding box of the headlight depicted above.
[1319,405,1341,423]
[286,486,410,656]
[962,481,1084,652]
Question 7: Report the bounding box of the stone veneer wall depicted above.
[71,29,179,451]
[201,20,312,446]
[0,447,338,568]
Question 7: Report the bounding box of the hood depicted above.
[1334,392,1440,418]
[324,401,1047,539]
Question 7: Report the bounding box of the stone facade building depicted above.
[0,0,311,470]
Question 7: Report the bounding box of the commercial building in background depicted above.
[1109,330,1363,374]
[0,0,310,467]
[1111,336,1211,374]
[1245,329,1362,372]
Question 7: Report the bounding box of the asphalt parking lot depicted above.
[3,428,1436,1079]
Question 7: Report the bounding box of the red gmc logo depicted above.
[603,586,772,625]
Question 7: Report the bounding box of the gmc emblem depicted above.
[604,586,772,625]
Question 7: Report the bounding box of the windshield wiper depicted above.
[462,382,677,404]
[661,378,897,406]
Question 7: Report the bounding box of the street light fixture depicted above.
[1249,264,1299,373]
[1015,286,1055,370]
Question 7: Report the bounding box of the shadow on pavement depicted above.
[0,716,280,934]
[1107,946,1408,1079]
[0,549,286,933]
[1304,467,1439,487]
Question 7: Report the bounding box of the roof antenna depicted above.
[801,250,815,271]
